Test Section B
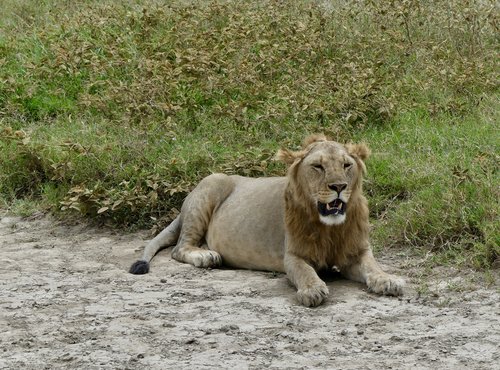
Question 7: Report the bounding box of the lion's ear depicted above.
[302,133,328,148]
[346,143,370,175]
[275,148,305,166]
[346,143,370,161]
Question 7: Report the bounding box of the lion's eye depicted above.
[313,164,324,171]
[344,162,352,169]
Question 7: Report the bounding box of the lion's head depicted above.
[277,134,370,226]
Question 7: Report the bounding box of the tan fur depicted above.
[132,134,405,307]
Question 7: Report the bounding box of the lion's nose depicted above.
[328,183,347,193]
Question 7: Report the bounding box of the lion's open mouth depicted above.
[317,199,346,217]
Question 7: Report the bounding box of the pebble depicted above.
[220,324,239,332]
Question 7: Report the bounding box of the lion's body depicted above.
[203,175,287,272]
[130,134,405,306]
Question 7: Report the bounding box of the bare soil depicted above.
[0,214,498,369]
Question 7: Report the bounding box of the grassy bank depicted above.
[0,0,498,269]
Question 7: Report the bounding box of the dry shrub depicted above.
[3,0,496,126]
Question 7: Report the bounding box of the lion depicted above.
[129,134,405,306]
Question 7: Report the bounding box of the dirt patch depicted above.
[0,215,498,369]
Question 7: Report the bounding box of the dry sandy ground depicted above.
[0,214,498,369]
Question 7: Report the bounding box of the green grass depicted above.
[363,104,499,269]
[0,0,498,269]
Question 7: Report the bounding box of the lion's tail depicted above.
[129,216,182,275]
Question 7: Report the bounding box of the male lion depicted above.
[130,134,405,306]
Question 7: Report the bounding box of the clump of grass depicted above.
[0,0,498,268]
[365,99,499,269]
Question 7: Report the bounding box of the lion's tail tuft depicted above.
[129,260,150,275]
[128,216,182,275]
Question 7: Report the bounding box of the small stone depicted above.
[220,324,239,332]
[60,353,74,362]
[340,329,348,336]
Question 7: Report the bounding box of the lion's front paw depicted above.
[367,273,405,296]
[297,282,329,307]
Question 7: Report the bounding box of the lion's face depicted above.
[277,135,369,226]
[298,142,359,225]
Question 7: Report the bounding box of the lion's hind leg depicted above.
[171,243,222,268]
[171,214,223,268]
[171,174,233,269]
